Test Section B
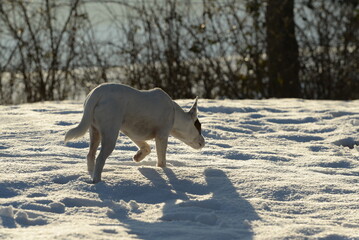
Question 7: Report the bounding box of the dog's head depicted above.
[171,97,205,149]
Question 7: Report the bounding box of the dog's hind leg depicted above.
[87,126,100,177]
[92,101,123,183]
[132,140,151,162]
[92,126,119,183]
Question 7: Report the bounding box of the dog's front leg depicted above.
[133,141,151,162]
[155,135,168,168]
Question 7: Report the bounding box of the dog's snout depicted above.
[196,137,205,149]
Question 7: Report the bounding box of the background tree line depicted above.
[0,0,358,104]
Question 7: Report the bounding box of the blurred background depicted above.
[0,0,358,104]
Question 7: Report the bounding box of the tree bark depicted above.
[266,0,300,98]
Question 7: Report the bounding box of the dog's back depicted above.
[92,83,175,141]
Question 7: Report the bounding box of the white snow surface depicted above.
[1,99,359,239]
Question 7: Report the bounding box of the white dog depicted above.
[65,83,205,183]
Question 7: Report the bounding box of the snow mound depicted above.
[14,211,48,226]
[0,206,14,218]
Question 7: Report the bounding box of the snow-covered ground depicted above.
[1,99,359,239]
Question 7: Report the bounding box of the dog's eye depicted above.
[194,119,201,134]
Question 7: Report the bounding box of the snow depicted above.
[1,98,359,239]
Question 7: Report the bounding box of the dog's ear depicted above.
[188,97,198,120]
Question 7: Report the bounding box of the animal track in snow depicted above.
[27,192,48,198]
[267,117,318,124]
[160,211,218,226]
[52,110,82,115]
[0,202,63,227]
[65,141,89,149]
[332,137,359,149]
[276,134,324,143]
[214,143,232,149]
[53,175,80,184]
[327,111,356,118]
[318,160,353,169]
[20,202,66,214]
[0,185,18,198]
[55,121,74,126]
[178,199,221,210]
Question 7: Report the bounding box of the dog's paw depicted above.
[92,174,102,184]
[92,178,101,184]
[157,162,166,168]
[133,148,150,162]
[133,151,144,162]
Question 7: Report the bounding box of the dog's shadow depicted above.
[97,168,260,239]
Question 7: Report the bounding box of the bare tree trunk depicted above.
[266,0,300,98]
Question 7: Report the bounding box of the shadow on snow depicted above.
[93,168,260,240]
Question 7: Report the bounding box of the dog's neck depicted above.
[172,102,189,132]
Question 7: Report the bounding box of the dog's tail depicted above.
[64,88,101,143]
